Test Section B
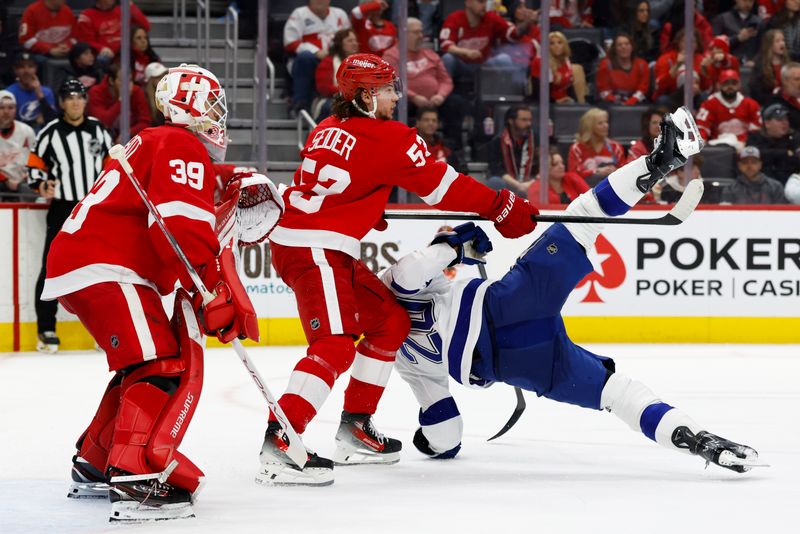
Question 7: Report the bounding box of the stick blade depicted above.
[487,387,526,442]
[668,178,704,223]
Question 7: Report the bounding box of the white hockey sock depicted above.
[594,156,650,216]
[601,373,701,455]
[564,190,606,252]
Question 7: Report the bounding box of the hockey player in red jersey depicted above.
[41,64,263,521]
[258,53,539,486]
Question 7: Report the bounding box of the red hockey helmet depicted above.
[336,53,398,100]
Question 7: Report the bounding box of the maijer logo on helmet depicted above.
[336,53,404,120]
[155,63,228,161]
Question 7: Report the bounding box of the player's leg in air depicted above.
[61,285,205,520]
[470,108,760,472]
[333,260,409,465]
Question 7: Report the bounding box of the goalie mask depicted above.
[215,172,285,248]
[156,64,228,161]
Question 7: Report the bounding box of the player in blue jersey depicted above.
[383,107,762,473]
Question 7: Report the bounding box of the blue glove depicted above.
[430,222,493,267]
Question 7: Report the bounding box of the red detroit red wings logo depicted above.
[575,234,626,303]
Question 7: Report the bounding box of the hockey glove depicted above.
[430,222,493,267]
[195,246,260,343]
[485,189,539,239]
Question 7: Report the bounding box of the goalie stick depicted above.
[385,179,704,225]
[108,145,308,469]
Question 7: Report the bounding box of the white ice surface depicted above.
[1,344,798,534]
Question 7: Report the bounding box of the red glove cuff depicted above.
[488,190,539,239]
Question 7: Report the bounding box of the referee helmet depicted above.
[58,78,87,99]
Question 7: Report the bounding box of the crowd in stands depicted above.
[279,0,800,206]
[0,0,170,202]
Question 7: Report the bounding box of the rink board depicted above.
[2,204,799,350]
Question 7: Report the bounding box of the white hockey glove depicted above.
[430,222,493,267]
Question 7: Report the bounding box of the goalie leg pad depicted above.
[107,291,205,493]
[76,372,123,473]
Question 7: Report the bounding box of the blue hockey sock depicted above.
[593,156,650,216]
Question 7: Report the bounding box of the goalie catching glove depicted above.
[485,190,539,239]
[431,222,493,267]
[195,245,259,343]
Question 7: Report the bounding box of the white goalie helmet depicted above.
[156,64,228,161]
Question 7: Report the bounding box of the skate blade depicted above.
[255,463,334,487]
[332,445,400,466]
[36,343,58,354]
[109,500,195,522]
[719,451,770,472]
[67,481,110,499]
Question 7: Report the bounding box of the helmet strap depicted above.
[351,89,378,119]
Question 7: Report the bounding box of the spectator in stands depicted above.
[527,150,589,206]
[656,154,704,203]
[696,70,762,150]
[722,145,788,203]
[439,0,537,94]
[596,33,650,105]
[627,107,667,162]
[75,0,150,64]
[19,0,76,59]
[350,1,396,57]
[785,171,800,201]
[624,1,659,64]
[87,63,151,140]
[487,104,536,196]
[548,0,593,29]
[531,31,587,104]
[409,0,444,40]
[653,29,707,104]
[385,18,465,150]
[283,0,350,115]
[767,62,800,130]
[0,6,18,87]
[0,90,37,202]
[759,0,786,21]
[712,0,764,65]
[701,36,741,92]
[659,1,713,53]
[60,42,103,90]
[6,53,57,131]
[143,62,166,125]
[768,0,800,60]
[131,25,159,86]
[749,29,789,102]
[568,107,626,186]
[495,2,541,68]
[314,28,359,121]
[415,107,465,171]
[746,103,800,184]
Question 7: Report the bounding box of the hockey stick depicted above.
[108,145,308,469]
[385,179,704,225]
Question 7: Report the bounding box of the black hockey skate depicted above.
[255,421,334,487]
[640,106,703,193]
[672,427,765,473]
[107,464,195,522]
[67,455,110,499]
[333,411,402,465]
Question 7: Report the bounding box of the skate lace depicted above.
[363,418,385,445]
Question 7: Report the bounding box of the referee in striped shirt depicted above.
[28,78,112,353]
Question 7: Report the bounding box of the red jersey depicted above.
[659,14,713,53]
[696,93,762,143]
[626,138,651,164]
[439,10,518,63]
[75,3,150,55]
[41,126,219,300]
[758,0,785,19]
[87,76,152,138]
[270,116,498,258]
[19,0,76,55]
[350,2,397,56]
[530,57,574,101]
[595,57,650,104]
[567,139,626,180]
[653,51,707,99]
[527,172,589,206]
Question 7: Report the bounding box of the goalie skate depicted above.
[67,455,109,499]
[673,427,767,473]
[639,106,703,192]
[107,462,195,522]
[332,411,402,466]
[255,422,334,487]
